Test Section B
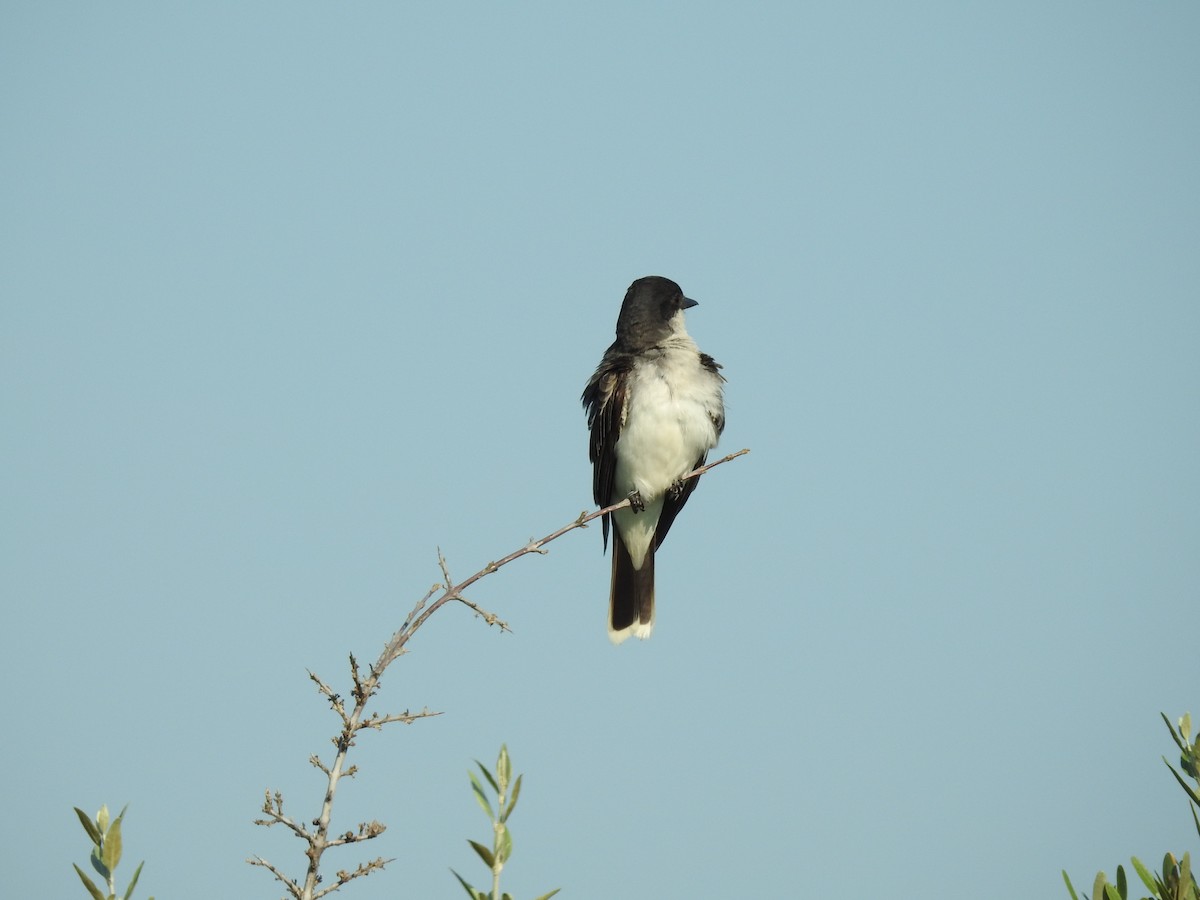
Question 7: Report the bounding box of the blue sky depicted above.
[3,3,1198,898]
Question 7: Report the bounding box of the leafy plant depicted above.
[1063,713,1198,900]
[452,744,560,900]
[1163,713,1200,843]
[72,804,153,900]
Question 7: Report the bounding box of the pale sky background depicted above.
[3,3,1198,899]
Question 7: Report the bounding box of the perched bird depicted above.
[581,276,726,643]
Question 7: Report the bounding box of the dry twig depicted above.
[248,447,750,899]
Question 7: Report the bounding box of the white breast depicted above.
[613,340,723,502]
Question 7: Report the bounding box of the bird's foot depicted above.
[667,479,687,501]
[627,489,646,513]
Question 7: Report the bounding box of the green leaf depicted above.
[1116,864,1128,900]
[97,805,111,835]
[102,815,123,874]
[1131,856,1161,893]
[123,860,144,900]
[1191,804,1200,842]
[1161,854,1183,900]
[1181,713,1193,744]
[469,772,495,821]
[1061,870,1080,900]
[1092,872,1109,900]
[74,864,106,900]
[1163,760,1200,807]
[497,745,511,793]
[1179,853,1192,900]
[475,760,500,795]
[90,846,111,881]
[1164,713,1189,752]
[497,822,512,864]
[532,890,561,900]
[1185,749,1200,781]
[450,869,486,900]
[468,839,495,869]
[502,774,522,823]
[1101,885,1121,900]
[74,807,103,847]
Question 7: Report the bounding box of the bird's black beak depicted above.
[683,297,698,309]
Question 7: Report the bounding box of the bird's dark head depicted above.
[614,275,697,350]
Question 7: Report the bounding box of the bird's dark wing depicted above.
[700,353,727,434]
[654,454,705,549]
[655,354,725,549]
[581,351,631,551]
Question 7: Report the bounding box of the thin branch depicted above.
[247,855,302,899]
[254,790,309,839]
[380,447,750,668]
[395,583,442,637]
[325,820,387,847]
[360,707,442,730]
[309,671,350,728]
[251,446,750,900]
[435,550,512,631]
[314,856,393,899]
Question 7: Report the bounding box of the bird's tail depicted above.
[609,537,655,643]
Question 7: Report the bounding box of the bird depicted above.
[581,275,726,643]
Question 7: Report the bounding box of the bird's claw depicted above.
[627,490,646,513]
[667,479,687,501]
